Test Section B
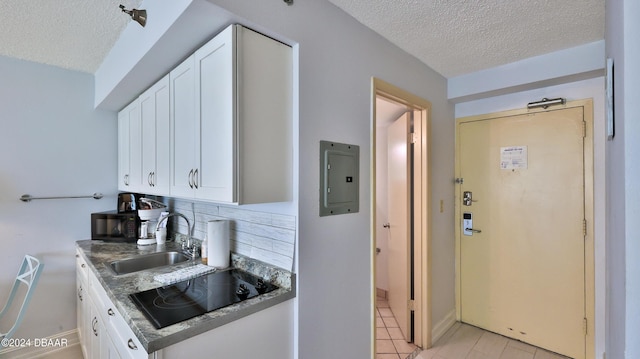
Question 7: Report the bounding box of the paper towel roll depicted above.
[207,220,230,268]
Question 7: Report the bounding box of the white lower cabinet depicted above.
[77,265,153,359]
[76,249,294,358]
[89,295,107,359]
[76,251,89,359]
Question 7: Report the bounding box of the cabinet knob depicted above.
[107,308,115,316]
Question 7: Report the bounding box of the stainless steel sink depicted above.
[109,251,190,275]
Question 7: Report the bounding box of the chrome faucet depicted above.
[156,213,199,257]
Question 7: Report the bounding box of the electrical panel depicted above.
[319,141,359,216]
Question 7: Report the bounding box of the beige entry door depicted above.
[458,107,586,359]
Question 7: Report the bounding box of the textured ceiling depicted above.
[0,0,141,73]
[328,0,605,78]
[0,1,604,77]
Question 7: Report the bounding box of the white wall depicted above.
[0,56,117,339]
[201,1,455,357]
[622,1,640,356]
[605,0,640,357]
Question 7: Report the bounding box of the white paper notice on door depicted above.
[500,146,528,169]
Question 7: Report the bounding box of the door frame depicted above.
[454,99,595,358]
[371,77,433,351]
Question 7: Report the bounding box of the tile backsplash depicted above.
[162,198,296,271]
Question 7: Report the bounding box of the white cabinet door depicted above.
[194,25,236,202]
[118,99,142,192]
[169,56,197,198]
[89,296,102,359]
[88,288,124,359]
[102,329,123,359]
[76,253,90,359]
[117,109,130,191]
[140,75,170,194]
[186,24,292,204]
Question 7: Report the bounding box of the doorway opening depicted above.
[371,78,432,355]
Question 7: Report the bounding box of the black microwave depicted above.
[91,211,139,242]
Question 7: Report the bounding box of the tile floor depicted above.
[376,297,419,359]
[416,322,572,359]
[40,303,570,359]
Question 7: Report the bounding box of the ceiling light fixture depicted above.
[119,4,147,27]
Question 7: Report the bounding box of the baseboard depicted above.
[431,309,457,344]
[376,288,387,299]
[0,329,80,359]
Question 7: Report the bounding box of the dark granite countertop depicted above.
[76,240,296,353]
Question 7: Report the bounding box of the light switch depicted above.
[319,141,359,216]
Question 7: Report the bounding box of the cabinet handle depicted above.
[148,172,153,186]
[152,172,156,187]
[92,317,98,336]
[77,286,83,302]
[194,169,199,189]
[124,174,130,186]
[107,308,115,316]
[188,169,194,189]
[127,339,138,350]
[81,263,86,268]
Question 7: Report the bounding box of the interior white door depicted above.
[458,107,586,358]
[387,112,411,341]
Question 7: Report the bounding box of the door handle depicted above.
[463,191,477,206]
[465,228,482,233]
[193,169,199,189]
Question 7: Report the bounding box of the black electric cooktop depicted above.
[129,268,278,329]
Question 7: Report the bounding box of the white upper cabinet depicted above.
[235,26,293,204]
[121,24,292,205]
[169,55,197,199]
[171,24,292,204]
[118,99,141,192]
[139,75,170,194]
[192,24,235,202]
